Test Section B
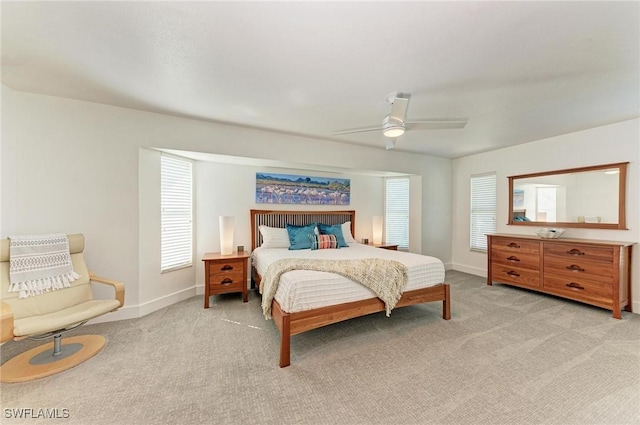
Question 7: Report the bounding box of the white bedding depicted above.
[252,243,445,314]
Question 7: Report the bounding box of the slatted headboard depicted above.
[250,209,356,250]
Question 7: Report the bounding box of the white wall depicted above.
[194,161,385,292]
[1,86,453,321]
[451,118,640,312]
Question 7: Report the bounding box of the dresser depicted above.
[202,251,249,308]
[487,234,634,319]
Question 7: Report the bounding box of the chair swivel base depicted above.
[0,335,106,383]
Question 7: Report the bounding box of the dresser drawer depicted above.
[543,274,613,307]
[491,264,540,290]
[491,248,539,270]
[544,243,613,264]
[544,256,613,283]
[491,238,540,255]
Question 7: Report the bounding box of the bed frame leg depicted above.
[279,314,291,368]
[443,284,451,320]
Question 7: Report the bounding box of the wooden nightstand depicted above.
[371,243,399,251]
[202,251,249,308]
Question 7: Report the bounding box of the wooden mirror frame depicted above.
[508,162,628,230]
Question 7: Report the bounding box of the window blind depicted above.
[161,156,193,272]
[470,172,496,252]
[385,178,410,250]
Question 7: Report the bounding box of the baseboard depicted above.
[88,286,197,325]
[450,263,486,278]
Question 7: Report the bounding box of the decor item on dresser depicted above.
[256,172,350,205]
[202,251,249,308]
[487,233,634,319]
[250,209,450,367]
[508,162,628,229]
[535,228,565,239]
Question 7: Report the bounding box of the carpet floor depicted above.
[1,270,639,425]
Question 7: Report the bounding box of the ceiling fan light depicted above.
[383,125,405,138]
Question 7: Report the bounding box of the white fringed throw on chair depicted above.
[8,233,81,299]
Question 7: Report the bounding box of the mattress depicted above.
[252,243,445,313]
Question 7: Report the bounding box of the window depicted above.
[385,178,410,250]
[161,155,193,272]
[470,172,496,252]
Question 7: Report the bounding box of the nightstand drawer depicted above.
[209,259,244,274]
[210,272,244,287]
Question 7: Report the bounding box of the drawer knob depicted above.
[507,242,521,248]
[566,264,585,272]
[221,265,234,271]
[506,270,521,277]
[566,248,585,256]
[221,278,233,285]
[506,256,520,262]
[566,282,585,290]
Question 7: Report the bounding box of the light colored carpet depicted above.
[1,271,639,425]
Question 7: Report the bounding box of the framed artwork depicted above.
[256,172,350,205]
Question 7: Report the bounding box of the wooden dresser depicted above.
[487,234,634,319]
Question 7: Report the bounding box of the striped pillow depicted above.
[308,234,340,250]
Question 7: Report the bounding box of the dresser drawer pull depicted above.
[220,278,233,285]
[506,270,521,277]
[566,264,585,272]
[506,256,520,262]
[221,265,234,271]
[507,242,521,248]
[566,248,585,256]
[566,282,585,290]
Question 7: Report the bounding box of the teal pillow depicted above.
[286,223,317,250]
[318,223,348,248]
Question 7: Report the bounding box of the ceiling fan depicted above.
[333,92,467,149]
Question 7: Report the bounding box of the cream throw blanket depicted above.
[260,258,408,319]
[9,233,81,299]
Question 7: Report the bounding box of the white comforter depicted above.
[252,243,445,314]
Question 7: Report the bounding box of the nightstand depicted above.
[371,243,399,251]
[202,251,249,308]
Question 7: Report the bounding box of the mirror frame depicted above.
[508,162,628,230]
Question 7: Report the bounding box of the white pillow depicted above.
[342,221,356,244]
[259,225,290,248]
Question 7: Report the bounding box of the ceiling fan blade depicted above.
[405,119,468,130]
[332,125,383,135]
[388,97,409,121]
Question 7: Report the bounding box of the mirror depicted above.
[508,162,628,229]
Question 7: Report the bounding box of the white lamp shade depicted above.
[219,216,235,255]
[372,215,383,245]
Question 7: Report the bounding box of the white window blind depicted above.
[161,155,193,272]
[385,178,410,250]
[470,172,496,252]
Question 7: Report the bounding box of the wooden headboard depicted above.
[250,209,356,250]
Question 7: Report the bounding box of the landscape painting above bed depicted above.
[256,172,350,205]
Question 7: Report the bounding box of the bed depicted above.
[250,209,451,367]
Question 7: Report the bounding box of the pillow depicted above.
[341,221,356,244]
[285,223,318,250]
[258,225,290,248]
[308,234,340,250]
[318,223,348,248]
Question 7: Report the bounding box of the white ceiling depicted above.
[2,1,639,158]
